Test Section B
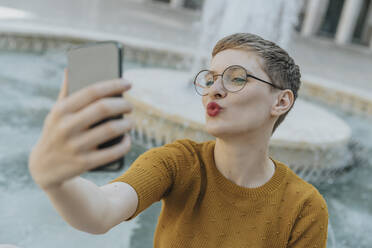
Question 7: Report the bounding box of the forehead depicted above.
[209,49,264,74]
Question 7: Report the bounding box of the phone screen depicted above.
[67,41,124,171]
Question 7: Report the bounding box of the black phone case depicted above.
[68,41,125,172]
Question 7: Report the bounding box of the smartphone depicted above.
[67,41,125,171]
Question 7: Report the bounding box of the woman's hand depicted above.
[28,70,134,191]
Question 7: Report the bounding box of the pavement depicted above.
[0,0,371,93]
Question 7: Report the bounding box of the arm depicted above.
[287,190,329,247]
[44,177,138,234]
[49,138,190,232]
[28,70,136,234]
[107,140,192,221]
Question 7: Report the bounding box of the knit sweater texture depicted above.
[109,139,329,247]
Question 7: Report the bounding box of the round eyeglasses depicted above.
[193,65,286,96]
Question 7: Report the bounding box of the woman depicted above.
[29,33,328,247]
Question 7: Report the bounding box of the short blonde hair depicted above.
[212,33,301,135]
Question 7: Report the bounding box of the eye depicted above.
[206,80,214,87]
[232,77,246,84]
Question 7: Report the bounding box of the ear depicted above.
[270,89,294,117]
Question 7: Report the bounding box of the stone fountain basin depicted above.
[124,68,352,183]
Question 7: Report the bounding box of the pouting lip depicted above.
[207,101,223,110]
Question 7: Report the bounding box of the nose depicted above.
[207,77,227,99]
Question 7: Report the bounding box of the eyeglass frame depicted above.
[193,64,286,96]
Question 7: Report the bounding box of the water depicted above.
[0,50,371,247]
[307,99,372,248]
[190,0,304,76]
[0,50,146,247]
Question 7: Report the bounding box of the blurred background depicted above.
[0,0,371,247]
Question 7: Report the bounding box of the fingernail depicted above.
[120,80,131,86]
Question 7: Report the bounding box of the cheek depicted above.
[234,88,262,110]
[232,90,272,122]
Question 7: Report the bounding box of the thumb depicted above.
[57,69,69,101]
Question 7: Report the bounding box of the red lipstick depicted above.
[207,102,222,117]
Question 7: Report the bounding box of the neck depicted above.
[213,130,275,188]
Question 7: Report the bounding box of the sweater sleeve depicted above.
[287,190,329,248]
[108,140,191,221]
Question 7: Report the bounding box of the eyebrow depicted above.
[209,67,254,75]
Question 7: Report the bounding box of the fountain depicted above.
[191,0,304,74]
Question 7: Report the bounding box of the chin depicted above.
[206,120,261,139]
[205,124,239,138]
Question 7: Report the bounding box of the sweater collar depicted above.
[206,140,288,199]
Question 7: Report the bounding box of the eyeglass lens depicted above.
[194,66,247,96]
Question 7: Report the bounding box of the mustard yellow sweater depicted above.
[110,139,328,247]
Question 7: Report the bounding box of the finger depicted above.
[67,98,133,134]
[57,69,69,101]
[63,78,132,113]
[82,133,131,170]
[71,118,133,151]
